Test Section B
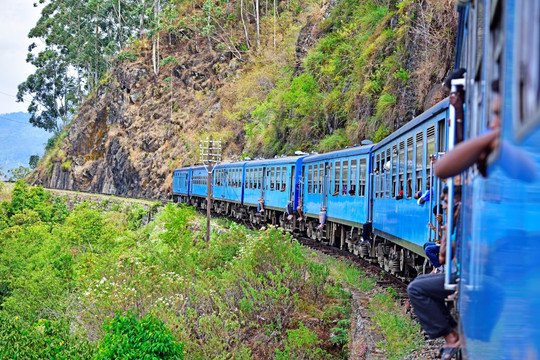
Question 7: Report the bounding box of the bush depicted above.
[97,312,184,360]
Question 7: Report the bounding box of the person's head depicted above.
[490,80,501,130]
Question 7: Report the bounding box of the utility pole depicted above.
[199,136,222,242]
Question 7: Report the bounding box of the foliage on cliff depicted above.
[30,0,457,198]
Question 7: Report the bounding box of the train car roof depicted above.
[213,161,247,169]
[245,155,306,166]
[303,144,373,162]
[372,98,449,151]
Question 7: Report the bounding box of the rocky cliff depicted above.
[31,0,457,200]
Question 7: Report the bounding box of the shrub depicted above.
[97,312,184,360]
[117,51,138,62]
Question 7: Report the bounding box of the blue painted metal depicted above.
[244,156,306,212]
[172,167,191,196]
[302,145,373,227]
[371,100,450,254]
[457,1,540,358]
[213,162,246,204]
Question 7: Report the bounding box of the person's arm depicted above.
[435,130,499,178]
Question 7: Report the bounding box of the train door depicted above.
[323,162,330,209]
[289,165,295,200]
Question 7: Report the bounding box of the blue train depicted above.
[173,0,540,357]
[173,97,450,280]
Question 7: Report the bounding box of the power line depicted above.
[0,90,33,104]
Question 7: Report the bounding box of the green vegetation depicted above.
[370,289,424,359]
[0,182,424,358]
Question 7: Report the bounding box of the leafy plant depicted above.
[97,312,184,360]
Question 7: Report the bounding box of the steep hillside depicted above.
[31,0,457,199]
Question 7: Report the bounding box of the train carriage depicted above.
[242,156,305,226]
[301,145,373,252]
[456,1,540,358]
[371,99,449,260]
[172,167,191,203]
[212,162,246,218]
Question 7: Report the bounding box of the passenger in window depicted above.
[407,186,462,359]
[342,184,348,195]
[332,185,339,196]
[444,68,466,144]
[406,178,412,198]
[281,183,286,192]
[414,178,432,206]
[437,82,536,182]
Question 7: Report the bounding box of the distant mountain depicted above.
[0,112,51,177]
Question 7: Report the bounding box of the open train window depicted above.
[334,161,341,195]
[515,2,540,140]
[359,158,366,197]
[281,167,286,191]
[385,149,391,198]
[392,145,397,198]
[275,167,281,191]
[270,168,275,191]
[307,165,312,194]
[426,126,435,181]
[415,132,423,193]
[375,154,380,198]
[319,164,324,194]
[350,159,357,196]
[312,164,318,194]
[399,141,404,197]
[342,160,349,195]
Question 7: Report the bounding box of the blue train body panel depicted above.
[243,156,305,211]
[213,162,246,204]
[190,166,209,197]
[371,99,449,253]
[457,2,540,357]
[172,167,191,196]
[301,145,373,227]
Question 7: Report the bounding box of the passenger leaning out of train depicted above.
[407,186,462,359]
[286,200,294,220]
[414,178,432,206]
[317,206,326,229]
[296,200,304,222]
[257,196,265,214]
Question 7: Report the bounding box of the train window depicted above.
[406,137,413,198]
[375,154,380,198]
[334,161,340,195]
[515,2,540,140]
[277,167,282,191]
[246,169,250,189]
[342,160,349,195]
[385,148,391,198]
[270,168,275,190]
[313,164,318,194]
[359,158,366,197]
[308,165,312,194]
[319,164,324,194]
[350,159,357,196]
[259,168,262,189]
[426,126,435,180]
[399,141,404,197]
[281,166,286,191]
[392,145,397,198]
[415,132,423,192]
[250,169,254,189]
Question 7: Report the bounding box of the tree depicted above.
[8,167,31,182]
[29,155,40,170]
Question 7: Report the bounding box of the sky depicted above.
[0,1,42,115]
